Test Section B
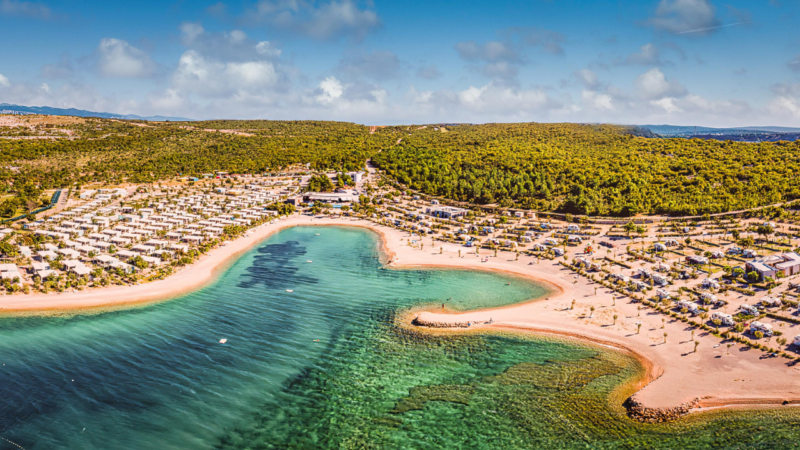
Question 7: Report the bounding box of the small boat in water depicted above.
[315,233,320,236]
[306,260,313,263]
[286,289,294,293]
[219,339,228,344]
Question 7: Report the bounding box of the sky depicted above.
[0,0,799,126]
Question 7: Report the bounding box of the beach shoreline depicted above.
[3,214,800,416]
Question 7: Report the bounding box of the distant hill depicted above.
[0,103,192,122]
[642,124,800,142]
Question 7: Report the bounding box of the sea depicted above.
[1,226,798,449]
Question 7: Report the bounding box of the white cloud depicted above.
[635,68,686,99]
[646,0,720,35]
[0,0,52,19]
[173,50,282,97]
[180,23,281,62]
[255,41,282,57]
[575,69,599,89]
[148,89,192,112]
[624,43,662,65]
[251,0,380,41]
[767,83,800,118]
[180,22,205,43]
[406,82,556,121]
[224,61,279,87]
[0,73,9,88]
[582,90,614,110]
[651,97,681,113]
[96,38,157,78]
[316,76,344,103]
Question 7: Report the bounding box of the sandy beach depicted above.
[3,214,800,414]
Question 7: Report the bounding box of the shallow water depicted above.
[1,226,799,449]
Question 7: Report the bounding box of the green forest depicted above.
[2,118,799,217]
[0,119,399,190]
[372,123,800,216]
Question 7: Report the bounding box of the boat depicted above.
[286,289,294,293]
[306,260,313,263]
[315,233,320,236]
[219,339,228,344]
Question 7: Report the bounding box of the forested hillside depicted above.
[372,123,800,216]
[0,118,399,188]
[2,117,799,217]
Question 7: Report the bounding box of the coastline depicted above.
[3,214,800,416]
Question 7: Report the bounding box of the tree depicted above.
[756,224,774,244]
[0,199,17,218]
[589,306,595,318]
[336,172,353,187]
[307,175,334,192]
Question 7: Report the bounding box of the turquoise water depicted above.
[0,226,545,449]
[2,226,800,450]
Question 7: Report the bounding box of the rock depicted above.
[625,397,700,423]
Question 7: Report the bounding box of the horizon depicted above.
[4,103,800,132]
[0,0,798,127]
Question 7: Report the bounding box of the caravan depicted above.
[750,321,774,337]
[676,300,700,315]
[739,304,760,316]
[711,312,734,326]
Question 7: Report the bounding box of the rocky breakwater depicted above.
[625,397,700,423]
[411,315,494,329]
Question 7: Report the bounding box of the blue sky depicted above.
[1,0,799,126]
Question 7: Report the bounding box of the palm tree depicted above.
[571,299,576,310]
[637,323,642,334]
[663,332,668,344]
[590,306,595,318]
[694,341,699,353]
[613,314,618,325]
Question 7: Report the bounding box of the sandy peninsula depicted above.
[2,214,800,414]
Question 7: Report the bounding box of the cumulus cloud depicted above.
[96,38,157,78]
[416,65,441,80]
[250,0,380,41]
[0,73,10,87]
[767,83,800,117]
[407,82,557,120]
[582,90,614,110]
[171,50,282,98]
[336,51,403,81]
[180,22,281,61]
[635,68,686,99]
[646,0,720,35]
[0,0,52,19]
